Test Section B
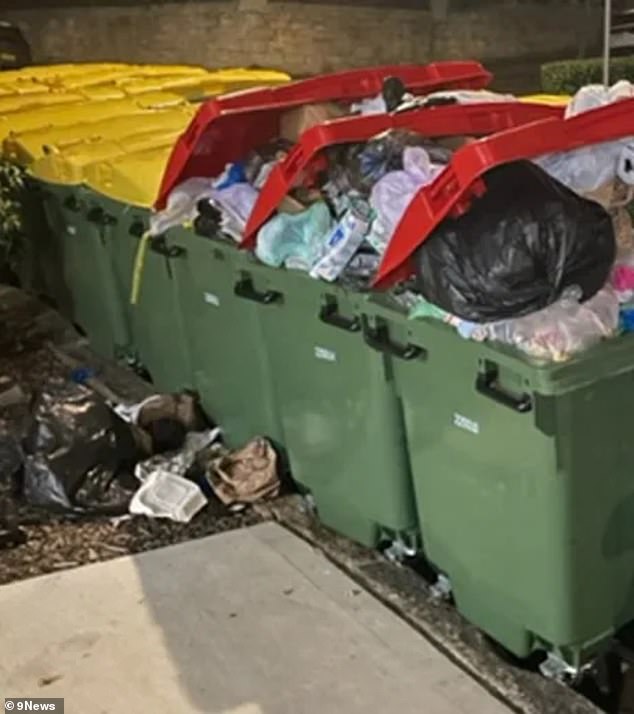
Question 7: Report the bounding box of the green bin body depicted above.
[166,229,283,447]
[368,297,634,667]
[101,203,193,393]
[245,266,419,549]
[36,181,129,357]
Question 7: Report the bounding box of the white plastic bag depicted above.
[368,147,442,253]
[535,81,634,193]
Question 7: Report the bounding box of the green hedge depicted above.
[541,56,634,94]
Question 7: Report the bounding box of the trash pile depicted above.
[154,80,634,364]
[2,380,281,526]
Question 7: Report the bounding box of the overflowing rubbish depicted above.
[536,81,634,194]
[414,161,616,322]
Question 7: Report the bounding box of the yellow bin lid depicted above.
[4,106,193,166]
[119,73,217,96]
[0,91,84,116]
[0,91,187,142]
[520,93,570,106]
[30,129,181,188]
[85,143,176,207]
[0,63,128,84]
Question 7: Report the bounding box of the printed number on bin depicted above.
[204,292,220,307]
[453,413,479,435]
[314,347,337,363]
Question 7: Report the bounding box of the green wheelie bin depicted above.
[165,229,284,447]
[83,144,195,393]
[367,292,634,671]
[241,264,419,551]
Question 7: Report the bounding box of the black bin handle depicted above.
[319,301,360,332]
[150,236,186,259]
[476,367,532,413]
[63,195,84,213]
[234,276,282,305]
[129,220,146,238]
[87,206,117,226]
[362,320,426,361]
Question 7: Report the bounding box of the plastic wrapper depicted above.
[611,252,634,304]
[150,180,258,240]
[408,298,486,340]
[415,161,616,322]
[368,146,445,254]
[351,94,387,116]
[309,198,373,282]
[256,201,333,269]
[484,286,620,362]
[21,380,141,514]
[150,177,216,236]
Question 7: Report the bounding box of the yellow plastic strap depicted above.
[130,231,151,305]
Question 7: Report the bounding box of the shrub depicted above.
[541,56,634,95]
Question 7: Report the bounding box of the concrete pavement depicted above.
[0,523,511,714]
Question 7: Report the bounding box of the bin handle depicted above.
[87,206,117,227]
[362,319,426,361]
[234,276,282,305]
[129,220,145,238]
[319,301,361,332]
[63,195,84,213]
[475,367,532,413]
[150,235,186,259]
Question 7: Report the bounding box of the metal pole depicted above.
[603,0,612,86]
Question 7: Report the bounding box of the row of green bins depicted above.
[143,62,507,549]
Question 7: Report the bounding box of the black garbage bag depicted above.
[21,379,142,515]
[415,161,616,322]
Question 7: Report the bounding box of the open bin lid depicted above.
[373,97,634,290]
[155,61,493,208]
[241,100,564,247]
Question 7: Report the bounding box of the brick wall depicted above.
[4,0,602,78]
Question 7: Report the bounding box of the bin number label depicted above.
[314,346,337,363]
[204,292,221,307]
[453,413,480,435]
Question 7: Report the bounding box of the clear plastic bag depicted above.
[484,286,619,362]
